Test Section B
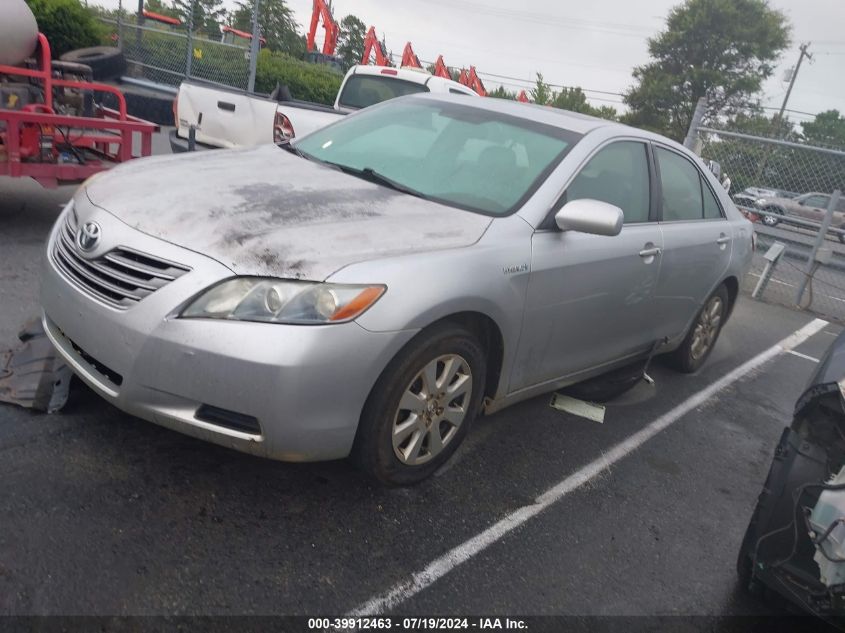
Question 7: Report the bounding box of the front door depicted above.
[510,140,663,392]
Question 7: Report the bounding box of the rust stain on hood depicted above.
[84,145,492,280]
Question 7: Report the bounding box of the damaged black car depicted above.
[739,330,845,623]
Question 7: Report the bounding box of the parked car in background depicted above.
[44,95,752,485]
[738,329,845,623]
[169,64,479,152]
[754,191,845,242]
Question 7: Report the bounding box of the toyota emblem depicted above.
[76,221,101,252]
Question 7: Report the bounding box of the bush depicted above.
[255,49,342,105]
[26,0,103,57]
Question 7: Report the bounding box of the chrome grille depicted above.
[52,211,191,310]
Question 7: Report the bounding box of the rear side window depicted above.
[338,75,428,110]
[655,147,709,221]
[563,141,651,224]
[702,178,724,219]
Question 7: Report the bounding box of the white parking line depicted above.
[349,317,830,616]
[786,349,820,363]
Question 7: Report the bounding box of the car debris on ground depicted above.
[0,317,71,413]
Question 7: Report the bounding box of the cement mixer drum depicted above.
[0,0,39,66]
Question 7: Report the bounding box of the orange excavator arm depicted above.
[401,42,422,68]
[306,0,339,56]
[433,55,451,79]
[362,26,390,66]
[458,66,487,96]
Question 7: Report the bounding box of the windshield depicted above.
[295,98,581,216]
[338,75,429,110]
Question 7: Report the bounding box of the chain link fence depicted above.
[99,2,256,91]
[694,124,845,323]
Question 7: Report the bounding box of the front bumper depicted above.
[42,199,416,461]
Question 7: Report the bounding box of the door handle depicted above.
[716,236,730,245]
[639,247,661,258]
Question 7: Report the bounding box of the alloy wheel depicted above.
[690,296,723,361]
[391,354,473,466]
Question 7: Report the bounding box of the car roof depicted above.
[406,92,632,136]
[350,65,473,92]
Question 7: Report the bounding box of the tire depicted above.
[761,206,783,227]
[667,284,730,374]
[60,47,126,81]
[351,323,487,486]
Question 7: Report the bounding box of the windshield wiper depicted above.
[332,164,430,200]
[277,140,308,159]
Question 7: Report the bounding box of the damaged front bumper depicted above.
[738,330,845,621]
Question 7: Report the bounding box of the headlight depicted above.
[181,278,385,324]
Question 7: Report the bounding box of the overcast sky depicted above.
[102,0,845,122]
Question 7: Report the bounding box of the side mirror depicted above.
[555,199,624,237]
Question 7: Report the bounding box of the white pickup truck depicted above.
[170,64,479,152]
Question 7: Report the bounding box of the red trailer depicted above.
[0,33,158,188]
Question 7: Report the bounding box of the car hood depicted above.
[84,144,492,280]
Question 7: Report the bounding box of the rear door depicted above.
[651,145,733,342]
[511,140,664,391]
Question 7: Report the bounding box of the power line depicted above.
[474,70,624,96]
[415,0,659,39]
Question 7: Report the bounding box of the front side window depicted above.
[338,76,429,110]
[655,147,709,222]
[562,141,651,224]
[295,99,581,216]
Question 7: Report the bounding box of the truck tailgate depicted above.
[176,82,277,148]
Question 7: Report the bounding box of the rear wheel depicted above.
[667,285,729,374]
[351,323,486,486]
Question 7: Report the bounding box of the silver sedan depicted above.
[41,94,753,485]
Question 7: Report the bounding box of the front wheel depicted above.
[667,285,729,374]
[351,323,487,486]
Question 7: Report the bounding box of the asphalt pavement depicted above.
[1,136,843,624]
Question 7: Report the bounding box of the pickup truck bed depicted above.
[172,79,345,152]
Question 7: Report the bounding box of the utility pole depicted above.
[773,43,812,134]
[247,0,261,93]
[755,43,812,182]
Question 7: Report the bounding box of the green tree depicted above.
[26,0,103,56]
[801,110,845,149]
[623,0,790,141]
[551,87,618,120]
[230,0,303,55]
[488,85,517,100]
[335,15,366,71]
[173,0,225,35]
[530,73,553,106]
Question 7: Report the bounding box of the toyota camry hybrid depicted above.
[41,94,753,485]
